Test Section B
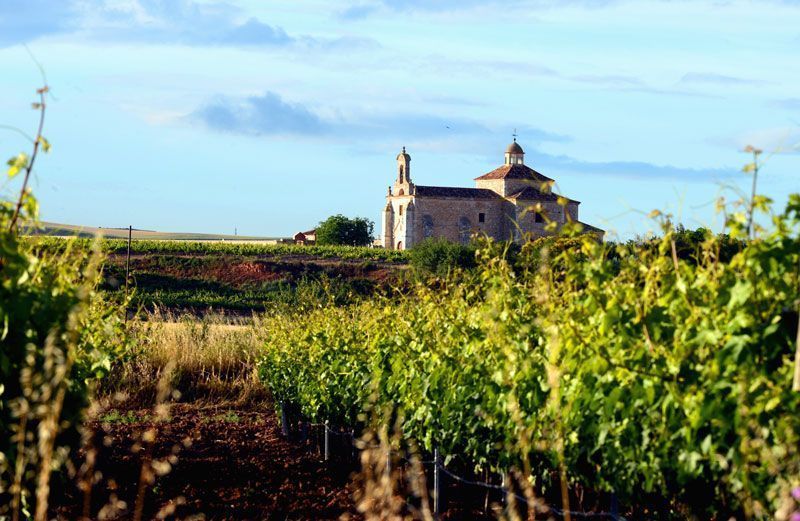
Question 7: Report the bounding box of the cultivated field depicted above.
[6,208,800,521]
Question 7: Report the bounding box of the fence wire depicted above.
[293,419,626,521]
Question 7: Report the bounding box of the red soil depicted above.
[52,404,359,520]
[51,402,502,520]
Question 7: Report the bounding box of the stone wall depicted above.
[386,195,414,249]
[382,183,583,249]
[409,196,507,245]
[382,196,579,249]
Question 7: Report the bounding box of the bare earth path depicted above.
[53,403,359,520]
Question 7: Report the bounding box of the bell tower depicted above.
[397,146,410,182]
[392,146,414,196]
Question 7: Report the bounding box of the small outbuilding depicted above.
[293,229,317,245]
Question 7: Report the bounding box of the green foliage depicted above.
[633,224,743,264]
[1,111,126,515]
[1,218,127,515]
[517,234,588,275]
[27,237,407,262]
[6,153,28,179]
[258,195,800,518]
[127,276,377,312]
[315,214,374,247]
[408,237,477,276]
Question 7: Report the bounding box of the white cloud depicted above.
[1,0,374,49]
[735,127,800,155]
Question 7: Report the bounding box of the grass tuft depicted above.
[102,311,271,408]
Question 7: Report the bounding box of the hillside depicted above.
[103,251,406,313]
[25,236,410,314]
[26,221,285,242]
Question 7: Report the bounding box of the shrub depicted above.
[408,237,476,276]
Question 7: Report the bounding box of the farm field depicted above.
[15,209,799,520]
[26,236,409,314]
[48,317,504,520]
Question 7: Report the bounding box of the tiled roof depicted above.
[415,186,503,199]
[474,164,554,182]
[578,221,605,234]
[507,186,580,204]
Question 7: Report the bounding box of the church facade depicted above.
[381,140,602,250]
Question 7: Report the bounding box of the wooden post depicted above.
[501,472,507,508]
[324,421,330,461]
[610,492,619,519]
[125,225,132,295]
[124,225,132,323]
[433,448,440,515]
[483,468,489,514]
[280,402,290,438]
[745,147,762,240]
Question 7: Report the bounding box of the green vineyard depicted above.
[27,237,410,262]
[259,196,800,518]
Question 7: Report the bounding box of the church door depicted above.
[396,241,403,250]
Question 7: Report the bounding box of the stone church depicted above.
[381,140,602,250]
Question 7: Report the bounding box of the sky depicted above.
[0,0,799,240]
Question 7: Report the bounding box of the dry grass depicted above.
[102,312,271,407]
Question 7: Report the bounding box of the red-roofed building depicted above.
[381,141,602,250]
[293,229,316,245]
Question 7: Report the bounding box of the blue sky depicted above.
[1,0,798,239]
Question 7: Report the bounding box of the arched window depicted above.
[458,216,471,245]
[396,241,403,250]
[422,215,434,238]
[398,189,405,196]
[399,205,404,216]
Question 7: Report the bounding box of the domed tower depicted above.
[505,139,524,165]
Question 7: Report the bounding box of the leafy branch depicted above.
[7,85,50,232]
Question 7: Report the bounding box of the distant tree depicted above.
[315,215,374,246]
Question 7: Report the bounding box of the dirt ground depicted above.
[51,402,521,520]
[52,404,359,520]
[51,402,532,521]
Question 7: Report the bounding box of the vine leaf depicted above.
[7,153,29,179]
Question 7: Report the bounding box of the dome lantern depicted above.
[505,136,524,165]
